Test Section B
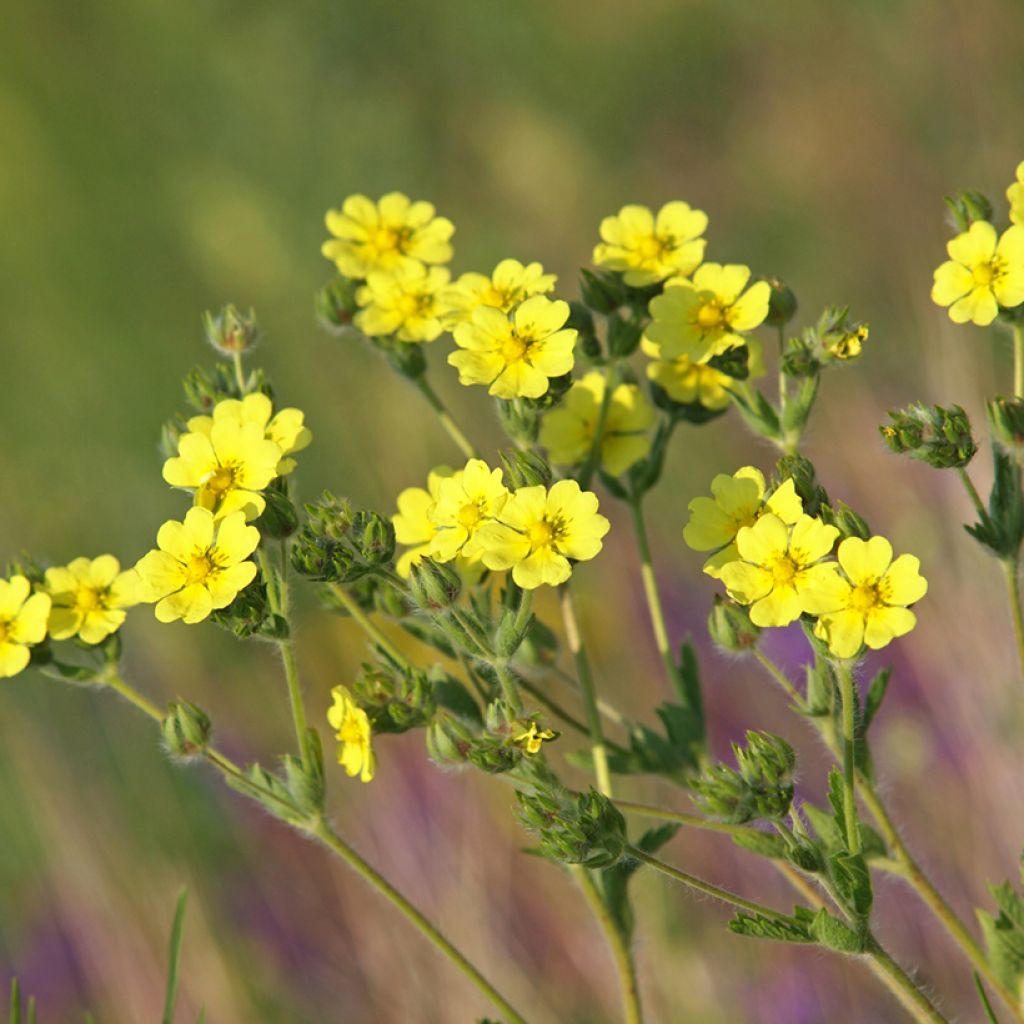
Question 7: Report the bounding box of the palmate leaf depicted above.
[978,871,1024,995]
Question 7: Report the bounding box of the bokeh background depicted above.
[3,1,1024,1020]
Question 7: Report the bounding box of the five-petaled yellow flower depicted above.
[186,393,311,476]
[642,336,764,410]
[646,265,772,363]
[356,263,452,343]
[163,417,283,521]
[392,468,452,578]
[449,295,577,399]
[443,259,556,327]
[539,371,655,477]
[684,468,803,578]
[45,556,141,644]
[931,220,1024,326]
[719,513,839,627]
[474,480,609,589]
[1008,161,1024,227]
[428,460,510,563]
[135,508,260,624]
[0,576,50,679]
[512,721,557,755]
[593,202,707,286]
[803,536,927,660]
[328,685,375,782]
[322,192,454,279]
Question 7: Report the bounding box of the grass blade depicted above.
[162,887,189,1024]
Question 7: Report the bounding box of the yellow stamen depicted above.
[184,552,215,586]
[500,332,529,363]
[771,557,796,585]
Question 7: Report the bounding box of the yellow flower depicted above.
[0,576,50,679]
[135,508,260,624]
[641,336,764,410]
[646,264,772,363]
[321,191,454,279]
[539,371,655,476]
[931,220,1024,326]
[427,459,510,562]
[186,393,311,476]
[328,685,375,782]
[474,480,609,589]
[1008,161,1024,227]
[449,296,577,399]
[442,259,557,327]
[392,468,452,578]
[355,263,452,343]
[512,721,557,755]
[44,556,141,644]
[684,468,803,578]
[719,513,840,627]
[593,201,707,286]
[802,536,927,660]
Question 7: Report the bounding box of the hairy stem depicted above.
[560,584,611,796]
[411,375,478,460]
[1015,324,1024,400]
[1003,558,1024,680]
[865,937,951,1024]
[329,582,409,668]
[835,660,861,856]
[628,496,683,694]
[572,866,643,1024]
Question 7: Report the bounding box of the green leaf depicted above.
[598,824,679,941]
[965,447,1024,559]
[728,910,813,943]
[431,671,483,725]
[861,666,891,735]
[973,971,1002,1024]
[604,697,704,783]
[830,851,873,918]
[978,874,1024,996]
[729,386,782,441]
[731,830,789,860]
[10,978,20,1024]
[163,887,189,1024]
[809,908,865,953]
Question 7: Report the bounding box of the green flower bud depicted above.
[354,510,396,567]
[203,304,260,356]
[820,500,871,541]
[162,700,212,759]
[426,712,475,766]
[517,787,627,868]
[315,276,361,333]
[159,415,188,461]
[256,481,300,540]
[374,335,427,380]
[763,277,798,328]
[707,344,750,381]
[943,190,994,232]
[579,268,625,314]
[499,448,552,489]
[773,454,828,515]
[606,313,644,358]
[708,596,761,653]
[496,398,542,445]
[880,403,976,469]
[354,662,435,734]
[182,362,270,410]
[987,396,1024,450]
[566,301,599,359]
[408,558,462,611]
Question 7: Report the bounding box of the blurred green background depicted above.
[3,0,1024,1020]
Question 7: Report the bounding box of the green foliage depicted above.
[881,402,977,470]
[965,447,1024,560]
[517,788,627,869]
[163,888,189,1024]
[978,860,1024,998]
[599,824,680,942]
[291,493,396,584]
[728,906,815,944]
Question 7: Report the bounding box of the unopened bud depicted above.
[580,268,625,314]
[880,403,976,469]
[763,277,798,328]
[987,396,1024,450]
[708,596,761,653]
[315,277,361,333]
[408,558,462,611]
[944,190,994,233]
[162,700,212,758]
[203,304,260,356]
[499,448,552,490]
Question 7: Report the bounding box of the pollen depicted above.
[184,551,216,586]
[500,332,530,363]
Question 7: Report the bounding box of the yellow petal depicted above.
[931,261,973,306]
[837,536,892,585]
[0,642,30,678]
[0,577,31,618]
[947,220,996,265]
[818,609,866,660]
[13,593,51,644]
[736,514,789,565]
[879,554,927,606]
[864,606,916,650]
[750,585,802,627]
[719,562,773,604]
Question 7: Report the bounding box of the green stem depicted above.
[559,584,611,796]
[578,366,617,490]
[1003,558,1024,679]
[865,937,951,1024]
[752,649,807,710]
[615,800,764,840]
[836,660,861,856]
[628,496,682,693]
[535,663,628,728]
[411,375,478,460]
[232,351,247,395]
[571,865,643,1024]
[329,583,409,668]
[98,671,527,1024]
[957,467,987,520]
[627,846,797,924]
[752,652,1024,1021]
[777,324,787,414]
[494,661,524,714]
[313,818,528,1024]
[1014,324,1024,400]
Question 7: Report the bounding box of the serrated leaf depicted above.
[861,667,891,734]
[979,909,1024,993]
[598,825,680,941]
[728,911,813,943]
[731,830,789,860]
[804,801,843,851]
[810,908,865,953]
[830,851,873,918]
[729,387,782,441]
[431,671,483,725]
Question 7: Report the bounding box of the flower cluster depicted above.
[392,458,609,590]
[687,466,927,660]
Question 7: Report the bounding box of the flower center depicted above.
[696,301,725,329]
[184,551,216,586]
[370,225,402,254]
[637,234,668,261]
[75,587,104,614]
[528,518,557,548]
[0,619,11,644]
[770,555,797,585]
[204,464,238,495]
[972,261,999,286]
[484,285,517,310]
[500,331,530,364]
[339,718,365,745]
[849,583,880,614]
[457,501,484,531]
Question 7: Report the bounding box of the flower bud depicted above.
[408,558,462,611]
[426,712,475,766]
[880,403,976,469]
[708,596,761,653]
[763,277,798,328]
[692,731,796,823]
[707,344,751,381]
[160,415,188,461]
[821,500,871,540]
[203,304,260,356]
[257,482,300,540]
[606,313,643,358]
[579,268,625,314]
[499,448,552,490]
[987,396,1024,450]
[943,190,994,232]
[496,398,542,445]
[773,454,828,515]
[354,510,396,567]
[162,700,212,759]
[517,787,627,868]
[315,277,361,333]
[823,324,867,362]
[354,662,435,734]
[566,301,599,359]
